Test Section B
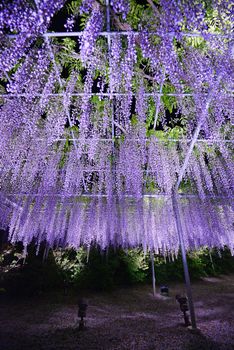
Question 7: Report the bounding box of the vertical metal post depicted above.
[105,0,115,150]
[175,74,222,192]
[209,249,215,272]
[106,0,111,40]
[153,68,165,129]
[150,250,156,296]
[172,74,223,330]
[172,191,197,329]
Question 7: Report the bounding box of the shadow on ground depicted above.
[0,275,234,350]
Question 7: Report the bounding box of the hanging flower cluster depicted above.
[110,0,130,19]
[159,0,206,35]
[0,0,233,252]
[0,0,64,73]
[80,4,103,65]
[2,196,233,255]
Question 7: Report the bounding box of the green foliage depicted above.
[150,255,185,283]
[147,126,185,140]
[127,0,148,29]
[130,114,138,126]
[91,95,106,113]
[205,7,232,33]
[53,37,82,76]
[150,247,234,284]
[0,245,24,272]
[1,244,233,294]
[185,36,207,50]
[122,249,149,283]
[145,96,156,130]
[53,248,86,285]
[53,246,149,290]
[145,176,157,193]
[75,247,119,290]
[66,0,99,30]
[209,247,234,274]
[67,0,82,16]
[58,137,72,168]
[0,244,62,296]
[53,246,234,290]
[162,84,177,114]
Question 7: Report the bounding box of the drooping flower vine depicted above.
[4,195,234,254]
[0,0,233,252]
[79,4,103,65]
[0,0,64,73]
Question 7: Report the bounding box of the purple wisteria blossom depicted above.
[0,0,233,251]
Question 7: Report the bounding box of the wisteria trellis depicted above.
[0,0,233,254]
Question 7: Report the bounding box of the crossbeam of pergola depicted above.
[7,31,234,39]
[32,138,234,143]
[5,193,234,199]
[1,92,233,97]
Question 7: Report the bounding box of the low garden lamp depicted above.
[175,294,191,327]
[78,298,88,330]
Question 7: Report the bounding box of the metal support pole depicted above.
[171,73,224,329]
[105,0,115,148]
[172,191,197,329]
[175,74,222,191]
[153,68,165,129]
[209,249,215,272]
[106,0,116,194]
[150,250,156,296]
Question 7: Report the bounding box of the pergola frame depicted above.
[8,31,234,39]
[2,1,234,331]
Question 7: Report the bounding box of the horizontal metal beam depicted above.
[0,92,233,99]
[5,193,234,199]
[7,31,234,39]
[10,137,234,143]
[0,92,203,97]
[1,90,234,98]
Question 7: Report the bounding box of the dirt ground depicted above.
[0,274,234,350]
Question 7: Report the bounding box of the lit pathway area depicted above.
[0,275,233,350]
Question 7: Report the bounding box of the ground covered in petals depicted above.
[0,275,234,350]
